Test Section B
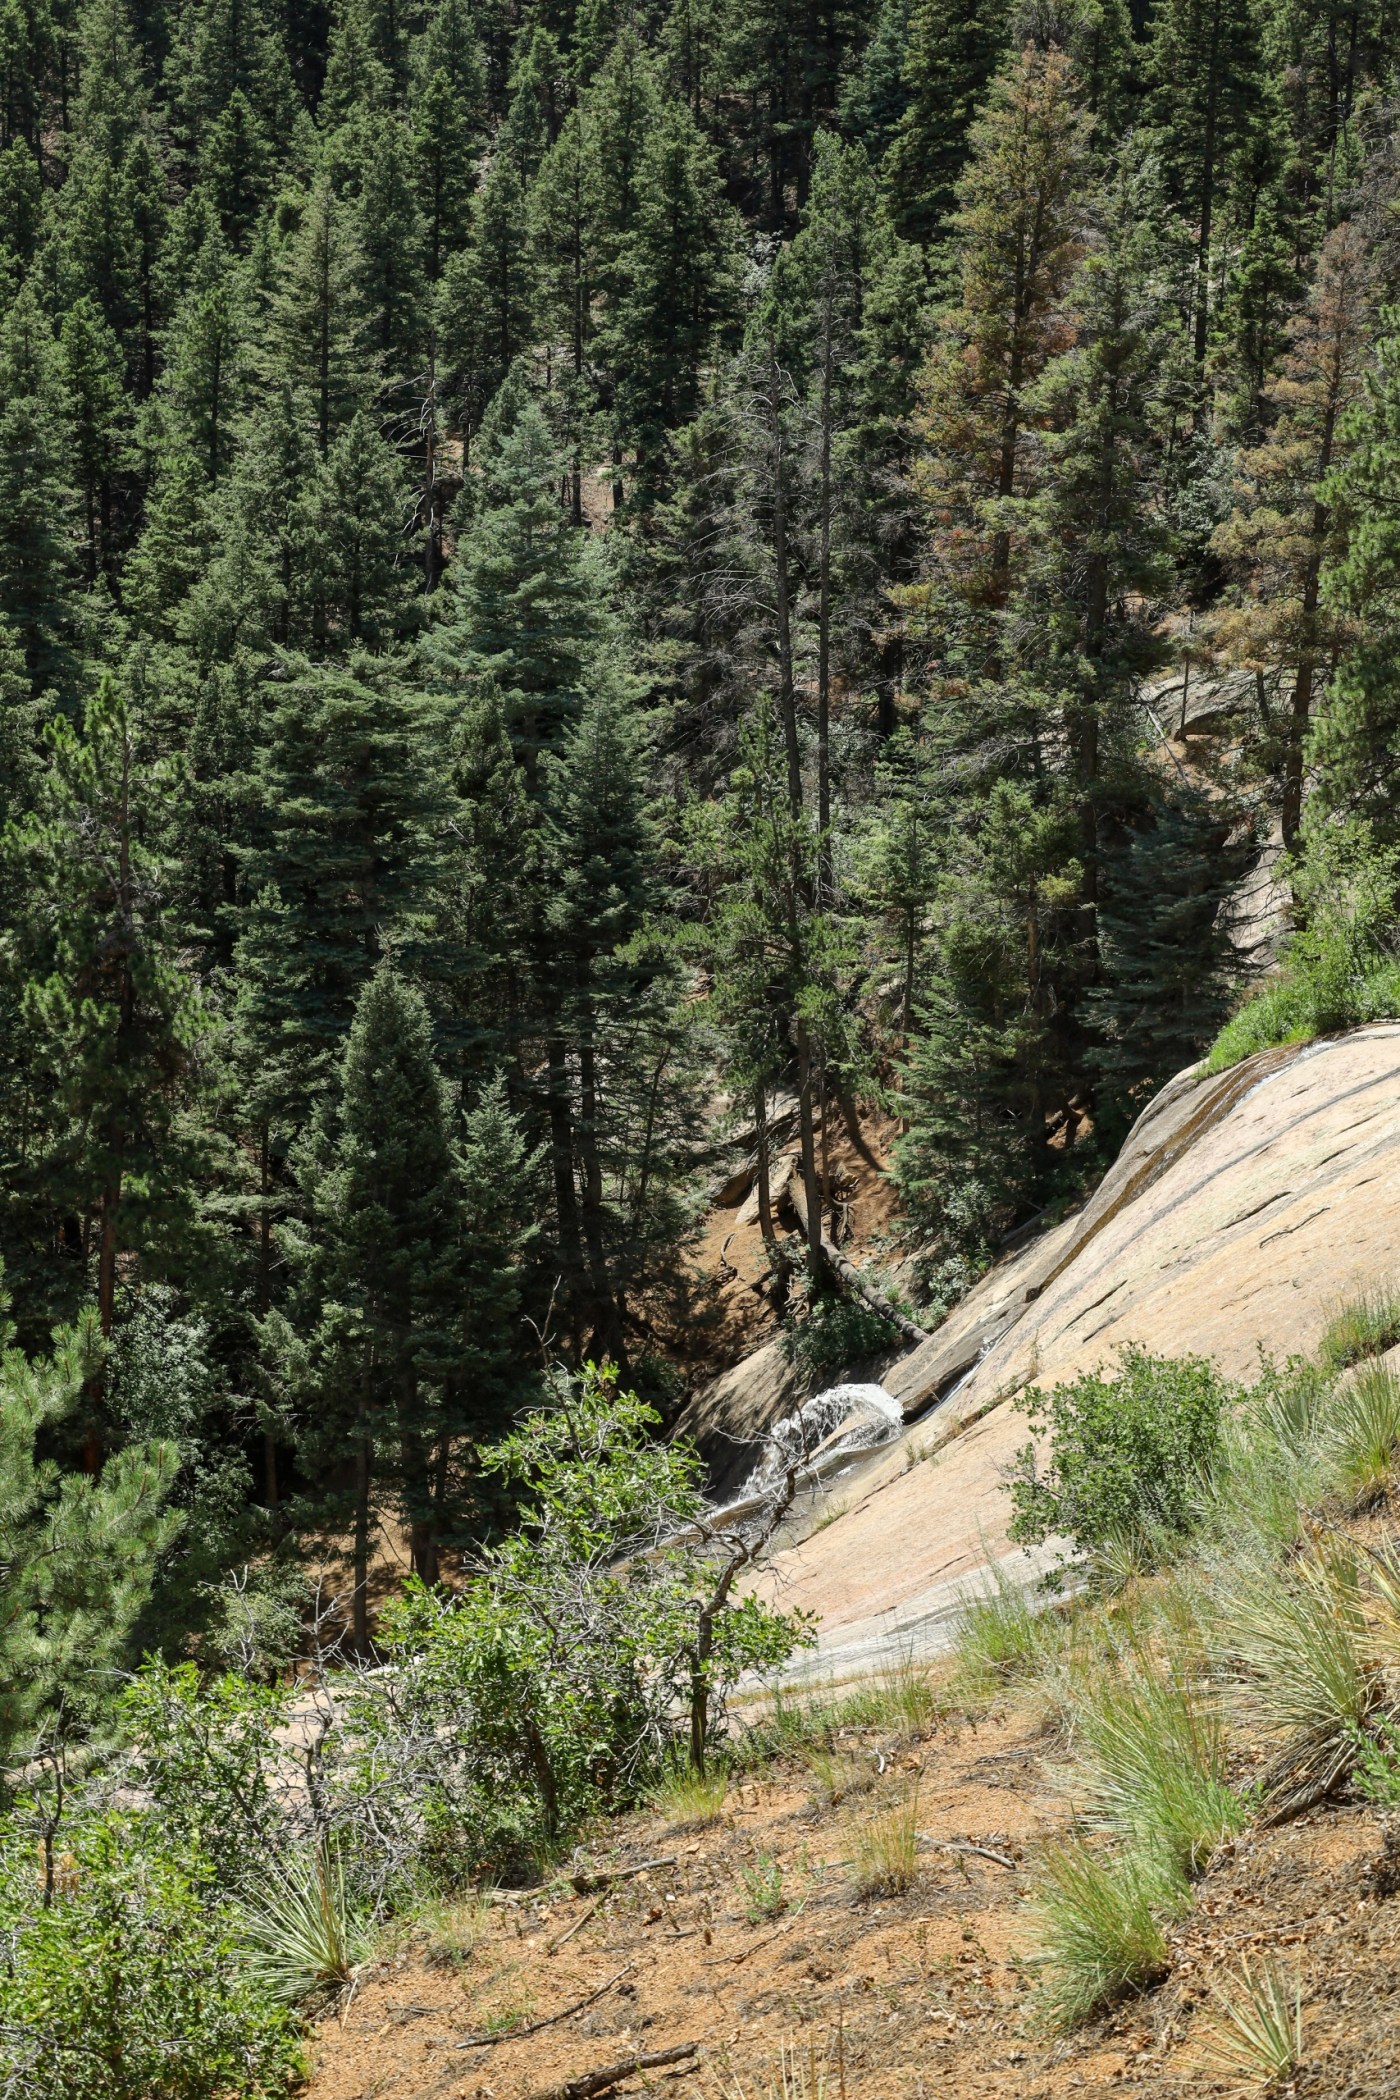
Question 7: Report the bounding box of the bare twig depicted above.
[547,1897,601,1952]
[453,1964,634,2050]
[930,1839,1017,1871]
[570,1855,676,1894]
[524,2041,700,2100]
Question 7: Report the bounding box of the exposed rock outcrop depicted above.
[757,1024,1400,1678]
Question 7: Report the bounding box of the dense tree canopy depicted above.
[0,0,1398,1651]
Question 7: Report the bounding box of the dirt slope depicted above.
[758,1024,1400,1678]
[304,1695,1400,2100]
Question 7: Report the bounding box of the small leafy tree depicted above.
[1008,1347,1234,1573]
[348,1367,812,1876]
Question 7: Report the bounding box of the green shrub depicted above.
[781,1291,899,1377]
[1206,816,1400,1072]
[0,1818,302,2100]
[1008,1348,1234,1574]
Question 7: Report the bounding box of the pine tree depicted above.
[536,659,672,1358]
[435,398,602,769]
[266,170,372,455]
[906,43,1090,653]
[58,295,130,589]
[1013,146,1182,933]
[1210,184,1304,440]
[1088,787,1247,1136]
[435,154,536,439]
[1146,0,1271,362]
[410,66,478,279]
[604,94,741,497]
[882,0,1010,246]
[1214,218,1371,845]
[281,968,464,1641]
[234,655,447,1123]
[530,105,604,522]
[317,408,417,645]
[895,780,1081,1255]
[199,88,275,247]
[353,110,429,414]
[0,287,79,704]
[173,0,296,159]
[3,679,204,1427]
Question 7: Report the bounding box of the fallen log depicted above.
[525,2043,700,2100]
[785,1175,926,1349]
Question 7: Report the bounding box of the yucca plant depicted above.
[239,1838,375,2005]
[1195,1959,1304,2089]
[1219,1542,1383,1817]
[1325,1362,1400,1510]
[1028,1837,1184,2031]
[1070,1664,1249,1878]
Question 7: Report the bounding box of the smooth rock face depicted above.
[761,1025,1400,1677]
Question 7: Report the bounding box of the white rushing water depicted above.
[730,1380,904,1504]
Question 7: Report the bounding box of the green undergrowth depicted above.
[1206,817,1400,1072]
[945,1297,1400,2033]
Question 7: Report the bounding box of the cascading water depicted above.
[728,1381,904,1506]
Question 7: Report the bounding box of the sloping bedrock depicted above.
[761,1023,1400,1678]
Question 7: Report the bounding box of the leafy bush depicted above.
[1007,1348,1234,1573]
[1206,816,1400,1071]
[343,1367,813,1877]
[0,1818,302,2100]
[117,1660,293,1896]
[781,1290,898,1377]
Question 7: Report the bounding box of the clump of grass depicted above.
[876,1653,943,1738]
[649,1762,730,1829]
[1194,1959,1304,2089]
[1325,1361,1400,1510]
[740,1853,786,1921]
[239,1839,375,2005]
[419,1889,493,1966]
[1028,1838,1183,2031]
[718,2034,832,2098]
[1318,1286,1400,1375]
[803,1746,873,1806]
[849,1787,919,1899]
[1218,1542,1383,1815]
[952,1560,1051,1694]
[1070,1664,1250,1878]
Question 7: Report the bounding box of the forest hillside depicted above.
[9,0,1400,2088]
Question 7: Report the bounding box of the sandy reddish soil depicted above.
[301,1683,1400,2100]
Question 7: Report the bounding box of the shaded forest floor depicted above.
[302,1679,1400,2100]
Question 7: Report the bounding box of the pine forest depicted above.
[7,0,1400,2085]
